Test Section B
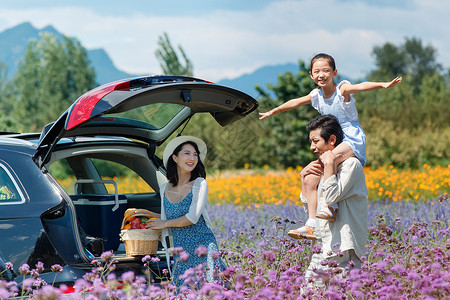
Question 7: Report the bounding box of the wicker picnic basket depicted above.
[120,209,160,256]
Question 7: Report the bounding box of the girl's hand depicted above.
[383,76,402,89]
[258,111,273,120]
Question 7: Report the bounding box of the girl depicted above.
[259,53,402,239]
[147,136,226,287]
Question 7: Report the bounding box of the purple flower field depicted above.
[0,197,449,299]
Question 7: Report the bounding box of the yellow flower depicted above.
[56,165,449,205]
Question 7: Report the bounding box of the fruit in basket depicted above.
[123,209,157,230]
[130,218,141,229]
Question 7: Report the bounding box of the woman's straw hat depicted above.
[162,136,207,168]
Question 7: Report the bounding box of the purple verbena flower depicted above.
[170,247,184,255]
[195,245,208,257]
[100,251,114,262]
[18,264,30,276]
[51,264,63,273]
[34,285,61,299]
[180,251,190,262]
[5,262,13,271]
[35,262,44,273]
[141,255,151,263]
[121,270,135,284]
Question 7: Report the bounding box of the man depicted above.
[290,114,368,282]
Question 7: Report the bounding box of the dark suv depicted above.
[0,75,258,286]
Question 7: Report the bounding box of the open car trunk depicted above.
[37,75,258,279]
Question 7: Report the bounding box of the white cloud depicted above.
[0,0,448,82]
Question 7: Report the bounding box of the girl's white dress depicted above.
[309,80,366,165]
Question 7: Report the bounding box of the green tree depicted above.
[155,32,193,76]
[255,61,319,168]
[252,37,448,168]
[359,37,447,129]
[369,37,442,89]
[12,33,96,132]
[356,37,449,167]
[153,33,266,170]
[0,62,18,131]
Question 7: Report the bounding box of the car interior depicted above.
[47,139,169,258]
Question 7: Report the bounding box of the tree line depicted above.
[252,38,449,168]
[0,32,448,169]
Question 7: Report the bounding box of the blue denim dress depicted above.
[164,191,226,287]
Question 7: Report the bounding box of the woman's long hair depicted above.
[166,141,206,186]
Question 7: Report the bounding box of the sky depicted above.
[0,0,447,82]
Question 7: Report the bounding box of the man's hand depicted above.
[300,160,324,179]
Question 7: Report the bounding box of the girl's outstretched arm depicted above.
[259,94,312,120]
[340,76,402,98]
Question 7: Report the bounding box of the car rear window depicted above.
[0,164,24,204]
[105,103,186,130]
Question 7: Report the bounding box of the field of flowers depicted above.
[207,164,450,206]
[57,164,450,206]
[1,165,448,298]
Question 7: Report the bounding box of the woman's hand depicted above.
[146,218,165,230]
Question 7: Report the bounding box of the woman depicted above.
[147,136,226,287]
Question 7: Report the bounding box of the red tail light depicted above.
[66,81,130,130]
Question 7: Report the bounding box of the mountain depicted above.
[0,22,312,96]
[218,63,299,98]
[87,48,136,84]
[0,22,135,84]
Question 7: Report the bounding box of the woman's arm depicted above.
[259,95,312,120]
[185,178,208,224]
[149,212,161,218]
[147,216,193,230]
[340,77,402,97]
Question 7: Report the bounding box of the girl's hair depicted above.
[166,141,206,186]
[310,53,336,71]
[306,114,343,145]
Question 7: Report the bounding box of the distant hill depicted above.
[0,22,135,85]
[87,48,136,84]
[218,63,299,98]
